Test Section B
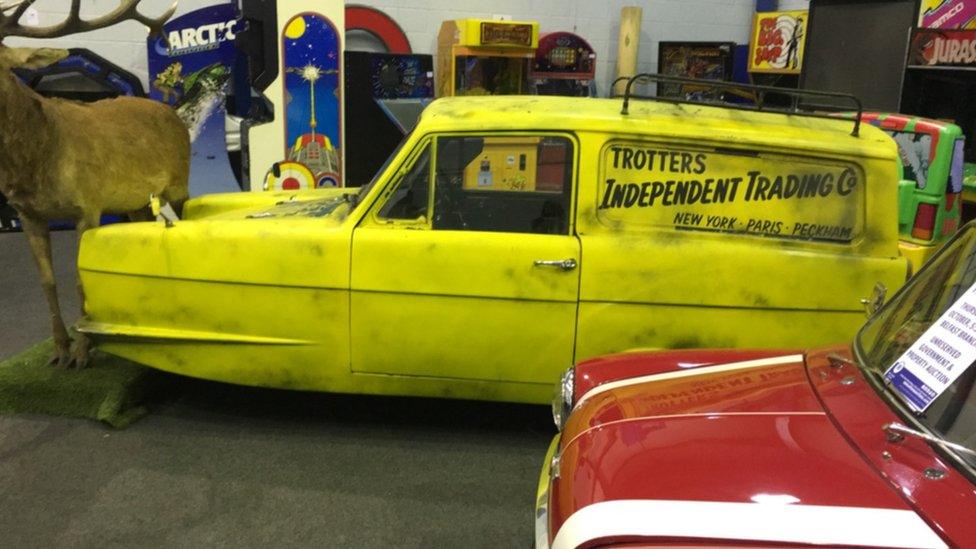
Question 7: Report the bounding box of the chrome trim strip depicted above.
[575,354,804,410]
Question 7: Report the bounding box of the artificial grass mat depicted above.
[0,339,168,428]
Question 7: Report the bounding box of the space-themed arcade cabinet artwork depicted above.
[435,19,539,97]
[233,1,344,191]
[148,3,241,197]
[529,32,596,97]
[265,12,343,190]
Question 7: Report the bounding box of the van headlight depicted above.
[551,367,575,431]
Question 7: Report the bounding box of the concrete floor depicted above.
[0,230,553,547]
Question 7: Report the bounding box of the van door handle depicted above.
[534,258,577,271]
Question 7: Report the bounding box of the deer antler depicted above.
[0,0,177,42]
[0,1,35,32]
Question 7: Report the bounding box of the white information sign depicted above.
[884,282,976,411]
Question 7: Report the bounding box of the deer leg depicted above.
[162,186,187,219]
[19,214,71,367]
[69,211,101,369]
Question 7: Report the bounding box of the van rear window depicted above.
[597,141,864,243]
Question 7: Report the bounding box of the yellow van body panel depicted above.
[898,240,938,273]
[77,96,907,404]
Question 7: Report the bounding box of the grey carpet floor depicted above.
[0,230,552,548]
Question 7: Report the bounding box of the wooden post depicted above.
[614,6,643,96]
[436,20,459,97]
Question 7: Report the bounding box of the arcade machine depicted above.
[344,51,433,186]
[657,41,734,100]
[148,3,241,196]
[529,32,596,97]
[235,0,345,190]
[435,18,539,97]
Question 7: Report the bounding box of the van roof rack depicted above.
[614,73,863,137]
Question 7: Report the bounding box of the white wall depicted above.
[776,0,810,10]
[6,0,758,94]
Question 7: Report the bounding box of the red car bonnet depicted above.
[549,349,951,548]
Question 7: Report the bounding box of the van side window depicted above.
[432,135,573,234]
[378,143,431,220]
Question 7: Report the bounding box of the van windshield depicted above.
[355,133,412,205]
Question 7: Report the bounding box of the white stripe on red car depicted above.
[551,499,947,549]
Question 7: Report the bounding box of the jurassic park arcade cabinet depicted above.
[238,0,345,190]
[436,19,539,97]
[903,9,976,219]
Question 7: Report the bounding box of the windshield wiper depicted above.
[884,422,976,457]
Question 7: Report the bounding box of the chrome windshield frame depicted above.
[853,222,976,480]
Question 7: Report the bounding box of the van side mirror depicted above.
[860,282,887,317]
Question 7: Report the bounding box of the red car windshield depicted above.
[856,226,976,468]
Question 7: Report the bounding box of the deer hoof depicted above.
[69,337,92,369]
[47,338,72,367]
[48,349,73,369]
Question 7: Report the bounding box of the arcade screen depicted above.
[454,57,525,95]
[345,52,434,186]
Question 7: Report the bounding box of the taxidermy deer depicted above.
[0,0,189,367]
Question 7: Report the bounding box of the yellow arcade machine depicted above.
[435,19,539,97]
[240,0,345,190]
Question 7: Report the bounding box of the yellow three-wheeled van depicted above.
[78,87,908,404]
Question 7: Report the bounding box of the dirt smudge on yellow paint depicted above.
[669,336,703,349]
